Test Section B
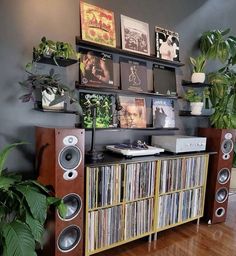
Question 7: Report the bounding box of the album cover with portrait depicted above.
[80,1,116,47]
[121,15,150,55]
[120,58,147,92]
[153,98,175,128]
[155,26,179,62]
[78,47,115,88]
[79,92,113,128]
[118,96,146,128]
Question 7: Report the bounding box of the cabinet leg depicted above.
[154,232,158,241]
[148,234,152,243]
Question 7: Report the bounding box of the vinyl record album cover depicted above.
[121,15,150,55]
[153,98,175,128]
[79,92,113,128]
[118,96,146,128]
[79,47,115,88]
[155,26,179,62]
[80,1,116,47]
[120,58,147,92]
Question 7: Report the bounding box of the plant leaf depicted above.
[15,185,47,224]
[0,176,17,189]
[2,220,36,256]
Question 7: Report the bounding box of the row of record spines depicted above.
[157,188,203,228]
[88,165,123,209]
[124,198,154,240]
[159,156,206,194]
[125,161,156,201]
[88,205,123,251]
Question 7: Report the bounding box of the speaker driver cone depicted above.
[215,188,228,203]
[58,193,82,220]
[59,146,81,170]
[57,225,81,252]
[215,207,225,218]
[217,168,230,184]
[221,139,234,154]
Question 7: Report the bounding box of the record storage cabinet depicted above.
[85,152,209,255]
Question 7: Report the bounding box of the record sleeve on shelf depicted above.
[120,58,147,92]
[80,1,116,47]
[78,47,115,88]
[155,26,179,62]
[118,96,147,128]
[153,98,175,128]
[153,64,177,96]
[79,92,113,128]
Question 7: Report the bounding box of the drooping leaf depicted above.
[15,185,47,224]
[0,176,17,189]
[2,220,35,256]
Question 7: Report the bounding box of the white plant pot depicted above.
[190,102,204,115]
[191,72,205,83]
[42,88,64,110]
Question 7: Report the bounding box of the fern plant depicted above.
[0,143,66,256]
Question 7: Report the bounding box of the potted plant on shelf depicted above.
[183,88,203,115]
[33,37,78,66]
[0,142,66,256]
[190,54,206,83]
[19,67,83,115]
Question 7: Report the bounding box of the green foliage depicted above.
[19,68,83,115]
[183,89,203,102]
[33,37,78,66]
[0,143,66,256]
[190,55,206,73]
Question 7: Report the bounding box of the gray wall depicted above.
[1,0,236,174]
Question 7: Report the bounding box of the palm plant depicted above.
[0,143,66,256]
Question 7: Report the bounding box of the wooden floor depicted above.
[96,194,236,256]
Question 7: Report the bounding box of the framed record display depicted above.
[118,96,146,128]
[78,47,115,88]
[153,98,175,128]
[80,1,116,47]
[120,58,147,92]
[155,26,179,62]
[121,15,150,55]
[79,92,113,128]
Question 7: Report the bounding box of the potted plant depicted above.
[33,37,78,66]
[19,67,83,115]
[183,88,203,115]
[199,28,236,128]
[190,54,206,83]
[0,142,66,256]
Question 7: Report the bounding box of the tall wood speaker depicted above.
[36,127,85,255]
[198,128,235,224]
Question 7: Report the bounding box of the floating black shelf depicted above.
[85,127,179,131]
[179,110,210,117]
[33,56,77,67]
[76,83,178,99]
[76,38,184,68]
[34,107,78,114]
[182,80,212,88]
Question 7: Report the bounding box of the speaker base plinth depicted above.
[86,150,104,161]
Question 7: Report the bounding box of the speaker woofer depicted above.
[215,188,228,203]
[221,139,234,154]
[58,193,82,221]
[215,207,225,218]
[217,168,231,184]
[57,225,81,252]
[59,146,82,170]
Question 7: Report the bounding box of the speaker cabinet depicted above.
[198,128,235,224]
[36,127,85,255]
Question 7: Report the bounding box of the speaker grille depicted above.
[57,225,81,252]
[217,168,231,184]
[221,139,234,154]
[215,188,228,203]
[59,146,82,170]
[58,193,82,221]
[215,207,225,218]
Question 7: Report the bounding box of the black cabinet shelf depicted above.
[76,83,178,99]
[76,38,184,68]
[179,110,210,117]
[182,80,212,88]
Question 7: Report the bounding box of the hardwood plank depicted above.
[95,194,236,256]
